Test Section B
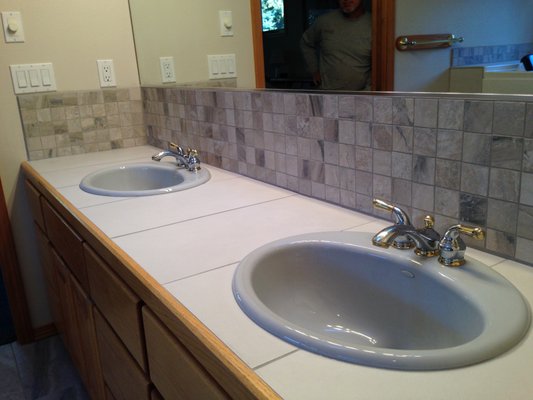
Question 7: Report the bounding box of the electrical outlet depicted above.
[159,56,176,83]
[96,59,116,87]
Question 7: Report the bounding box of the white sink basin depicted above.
[232,232,530,370]
[79,162,210,196]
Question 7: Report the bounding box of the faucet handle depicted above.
[438,224,485,267]
[372,198,411,225]
[169,142,184,155]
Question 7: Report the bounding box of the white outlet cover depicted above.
[96,59,116,87]
[159,56,176,83]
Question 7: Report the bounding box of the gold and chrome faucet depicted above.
[152,142,202,172]
[371,198,485,266]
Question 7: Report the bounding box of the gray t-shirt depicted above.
[301,10,372,90]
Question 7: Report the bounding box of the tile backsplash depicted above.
[452,42,533,67]
[141,87,533,265]
[18,86,533,265]
[18,87,146,160]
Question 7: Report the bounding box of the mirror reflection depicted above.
[129,0,533,94]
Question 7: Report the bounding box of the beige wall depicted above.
[130,0,256,87]
[0,0,139,327]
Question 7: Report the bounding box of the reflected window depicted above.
[261,0,285,32]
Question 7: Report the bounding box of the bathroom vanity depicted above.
[22,146,533,400]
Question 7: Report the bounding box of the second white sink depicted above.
[79,162,210,196]
[232,231,530,370]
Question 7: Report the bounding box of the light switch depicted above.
[29,70,40,87]
[16,70,27,88]
[208,54,237,80]
[219,11,233,37]
[10,63,56,94]
[2,11,25,43]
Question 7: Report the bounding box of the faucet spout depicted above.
[151,143,202,171]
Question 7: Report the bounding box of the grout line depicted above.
[253,349,300,371]
[110,194,295,240]
[162,261,238,286]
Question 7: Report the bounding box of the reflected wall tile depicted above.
[392,178,412,205]
[516,237,533,263]
[414,98,438,128]
[391,152,412,180]
[372,124,392,150]
[412,183,434,212]
[435,187,459,218]
[438,99,464,130]
[493,101,525,136]
[491,136,523,169]
[523,139,533,172]
[373,97,392,124]
[463,132,491,165]
[413,155,435,185]
[436,158,460,190]
[520,172,533,206]
[392,126,413,153]
[490,168,520,202]
[437,129,463,160]
[486,229,516,258]
[459,194,488,225]
[525,103,533,138]
[355,96,373,122]
[461,163,489,196]
[518,205,533,240]
[392,97,414,126]
[487,199,518,233]
[413,127,437,156]
[464,100,493,133]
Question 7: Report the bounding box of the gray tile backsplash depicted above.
[141,86,533,265]
[17,85,533,265]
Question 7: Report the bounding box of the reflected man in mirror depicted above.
[301,0,371,90]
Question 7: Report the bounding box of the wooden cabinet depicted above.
[143,307,228,400]
[23,168,278,400]
[94,309,150,400]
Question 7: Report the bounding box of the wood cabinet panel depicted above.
[143,307,229,400]
[24,180,45,231]
[70,276,106,400]
[42,199,89,292]
[94,309,150,400]
[85,244,147,371]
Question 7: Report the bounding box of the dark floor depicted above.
[0,335,89,400]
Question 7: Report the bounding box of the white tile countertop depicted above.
[29,146,533,400]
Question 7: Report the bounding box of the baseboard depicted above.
[33,323,57,341]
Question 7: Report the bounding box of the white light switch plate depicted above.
[219,10,233,37]
[208,54,237,79]
[2,11,25,43]
[10,63,56,94]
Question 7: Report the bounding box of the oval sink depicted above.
[232,232,530,370]
[79,162,210,196]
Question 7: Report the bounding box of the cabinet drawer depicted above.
[85,244,146,370]
[95,309,150,400]
[25,180,45,231]
[42,199,89,292]
[142,307,229,400]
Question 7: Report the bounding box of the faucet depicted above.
[371,199,441,257]
[438,224,485,267]
[152,142,202,172]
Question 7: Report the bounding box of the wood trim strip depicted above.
[372,0,395,91]
[250,0,265,88]
[21,161,281,400]
[32,323,57,341]
[0,178,34,344]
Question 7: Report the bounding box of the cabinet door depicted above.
[142,307,229,400]
[94,309,150,400]
[85,244,146,371]
[70,276,106,400]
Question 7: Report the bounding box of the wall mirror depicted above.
[129,0,533,95]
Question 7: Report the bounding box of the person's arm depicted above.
[300,24,321,85]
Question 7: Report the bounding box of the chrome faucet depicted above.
[438,224,485,267]
[372,199,441,257]
[152,142,202,172]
